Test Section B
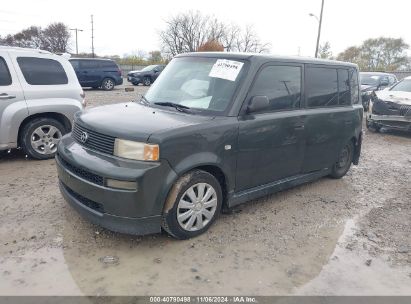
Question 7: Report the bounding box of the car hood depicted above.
[75,102,214,142]
[375,90,411,105]
[361,84,377,91]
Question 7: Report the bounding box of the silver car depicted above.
[0,47,84,159]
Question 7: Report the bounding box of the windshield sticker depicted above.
[209,59,244,81]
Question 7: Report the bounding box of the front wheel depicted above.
[162,170,222,239]
[101,78,115,91]
[143,77,151,86]
[329,141,354,179]
[20,118,67,160]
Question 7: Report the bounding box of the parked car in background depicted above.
[360,72,397,111]
[0,47,85,159]
[127,64,165,86]
[366,76,411,132]
[69,58,123,91]
[56,53,363,239]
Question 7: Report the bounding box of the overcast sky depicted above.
[1,0,410,57]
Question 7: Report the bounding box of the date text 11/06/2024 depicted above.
[149,296,257,303]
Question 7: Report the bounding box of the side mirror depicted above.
[247,96,269,114]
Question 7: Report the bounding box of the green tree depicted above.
[337,37,409,71]
[318,41,333,59]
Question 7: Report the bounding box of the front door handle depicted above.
[0,93,16,100]
[344,120,353,125]
[294,124,305,130]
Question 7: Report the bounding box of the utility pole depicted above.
[91,14,95,58]
[314,0,325,58]
[70,28,83,55]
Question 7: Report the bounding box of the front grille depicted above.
[72,123,115,155]
[399,105,411,116]
[63,183,104,213]
[59,156,104,186]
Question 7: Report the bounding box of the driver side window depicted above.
[249,65,301,113]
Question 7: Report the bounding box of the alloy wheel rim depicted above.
[177,183,218,232]
[30,125,62,155]
[104,79,114,89]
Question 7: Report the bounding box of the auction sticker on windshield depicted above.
[209,59,244,81]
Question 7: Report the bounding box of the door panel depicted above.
[236,111,305,191]
[0,51,27,145]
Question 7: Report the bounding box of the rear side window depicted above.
[249,65,301,112]
[338,69,351,106]
[0,57,12,86]
[100,60,117,69]
[80,60,99,69]
[17,57,68,85]
[350,68,360,104]
[306,67,338,107]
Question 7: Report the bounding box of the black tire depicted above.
[101,78,115,91]
[143,77,152,86]
[0,150,8,158]
[20,118,67,160]
[329,141,354,179]
[162,170,223,239]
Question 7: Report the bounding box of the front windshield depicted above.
[360,75,381,86]
[141,65,156,72]
[390,79,411,92]
[144,57,246,114]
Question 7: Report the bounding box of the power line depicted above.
[91,15,94,58]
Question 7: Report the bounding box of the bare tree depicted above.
[318,41,333,59]
[160,11,270,56]
[41,23,71,53]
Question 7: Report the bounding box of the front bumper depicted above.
[367,113,411,130]
[56,135,177,235]
[127,75,141,84]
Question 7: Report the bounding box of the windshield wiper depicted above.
[154,102,191,113]
[138,95,150,106]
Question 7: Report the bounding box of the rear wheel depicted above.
[101,78,115,91]
[20,118,67,160]
[329,141,354,179]
[162,170,222,239]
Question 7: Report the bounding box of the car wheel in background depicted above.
[366,118,381,132]
[329,141,354,179]
[143,77,151,86]
[20,118,67,160]
[162,170,223,239]
[101,78,115,91]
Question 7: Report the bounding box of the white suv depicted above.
[0,46,85,159]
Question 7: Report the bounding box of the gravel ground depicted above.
[0,81,410,296]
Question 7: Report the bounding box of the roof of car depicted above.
[0,45,52,54]
[360,71,396,76]
[176,52,358,67]
[69,58,115,61]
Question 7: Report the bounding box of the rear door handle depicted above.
[0,93,16,100]
[344,120,353,125]
[294,124,305,130]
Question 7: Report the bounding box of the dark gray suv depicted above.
[56,53,363,239]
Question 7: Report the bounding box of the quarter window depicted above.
[17,57,68,85]
[338,69,351,106]
[306,67,338,107]
[249,65,301,112]
[0,57,12,86]
[350,68,360,104]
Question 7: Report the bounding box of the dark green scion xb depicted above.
[56,52,363,239]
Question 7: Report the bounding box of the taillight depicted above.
[118,68,122,76]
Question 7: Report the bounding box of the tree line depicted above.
[318,37,409,71]
[1,14,409,72]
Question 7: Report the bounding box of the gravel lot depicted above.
[0,81,410,296]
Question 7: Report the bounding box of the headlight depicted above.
[114,139,159,161]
